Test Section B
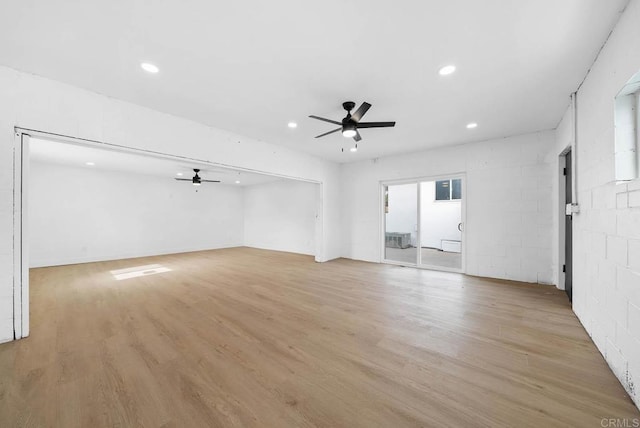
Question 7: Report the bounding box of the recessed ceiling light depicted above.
[350,147,357,152]
[141,62,159,73]
[176,172,183,176]
[288,122,297,128]
[438,65,456,76]
[235,180,241,184]
[466,122,478,129]
[86,162,95,166]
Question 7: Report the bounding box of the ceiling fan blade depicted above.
[315,127,342,138]
[201,180,221,183]
[356,121,396,128]
[350,102,371,123]
[174,178,192,181]
[309,115,341,125]
[353,130,362,142]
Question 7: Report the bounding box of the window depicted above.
[452,178,462,199]
[615,70,640,181]
[435,179,462,201]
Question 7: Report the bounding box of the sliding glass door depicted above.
[382,176,464,272]
[419,179,463,270]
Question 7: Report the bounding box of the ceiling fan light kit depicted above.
[309,101,396,152]
[342,122,357,138]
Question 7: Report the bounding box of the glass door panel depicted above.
[384,183,418,264]
[419,178,462,270]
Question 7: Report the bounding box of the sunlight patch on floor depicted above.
[109,264,172,280]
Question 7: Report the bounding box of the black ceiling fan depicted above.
[175,169,220,186]
[309,101,396,142]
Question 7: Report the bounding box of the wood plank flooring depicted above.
[0,247,638,427]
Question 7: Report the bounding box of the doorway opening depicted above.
[12,129,323,340]
[564,150,573,301]
[382,175,465,273]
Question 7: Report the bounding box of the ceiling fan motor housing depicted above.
[342,121,357,132]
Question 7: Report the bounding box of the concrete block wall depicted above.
[341,130,555,284]
[574,175,640,406]
[565,0,640,407]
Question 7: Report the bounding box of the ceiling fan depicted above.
[309,101,396,143]
[175,169,220,186]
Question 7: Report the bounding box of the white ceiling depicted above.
[1,0,629,163]
[29,137,284,186]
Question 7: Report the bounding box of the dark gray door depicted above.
[565,150,573,302]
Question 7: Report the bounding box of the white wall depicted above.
[342,130,555,284]
[0,65,341,343]
[244,180,317,255]
[550,0,640,407]
[420,181,462,249]
[29,161,244,267]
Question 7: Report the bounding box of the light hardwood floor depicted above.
[0,247,638,427]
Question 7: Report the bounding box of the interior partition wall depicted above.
[382,175,465,273]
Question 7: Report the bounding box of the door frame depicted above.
[13,132,30,339]
[562,149,573,301]
[557,149,567,290]
[380,173,466,273]
[557,146,573,292]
